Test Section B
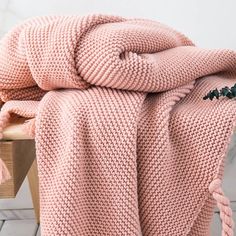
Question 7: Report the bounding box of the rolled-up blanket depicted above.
[0,14,235,235]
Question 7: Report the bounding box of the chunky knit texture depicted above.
[0,15,236,236]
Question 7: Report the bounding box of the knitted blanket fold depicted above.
[0,14,236,236]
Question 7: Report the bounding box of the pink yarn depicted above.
[22,118,36,138]
[209,179,234,236]
[0,15,236,235]
[0,158,11,184]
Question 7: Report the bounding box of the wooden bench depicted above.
[0,118,40,223]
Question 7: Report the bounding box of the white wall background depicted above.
[0,0,236,209]
[0,0,236,49]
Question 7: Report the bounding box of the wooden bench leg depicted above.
[27,159,40,224]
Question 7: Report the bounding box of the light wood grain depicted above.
[27,160,40,224]
[2,118,33,140]
[0,179,34,210]
[0,140,36,198]
[0,119,39,223]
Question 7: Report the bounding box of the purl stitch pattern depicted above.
[0,15,236,235]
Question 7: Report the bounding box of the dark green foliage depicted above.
[203,84,236,100]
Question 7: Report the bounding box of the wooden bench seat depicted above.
[0,118,39,223]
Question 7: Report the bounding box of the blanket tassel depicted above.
[209,179,234,236]
[0,158,11,184]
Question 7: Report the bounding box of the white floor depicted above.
[0,208,235,236]
[0,219,40,236]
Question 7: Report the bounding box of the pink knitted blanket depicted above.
[0,15,236,236]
